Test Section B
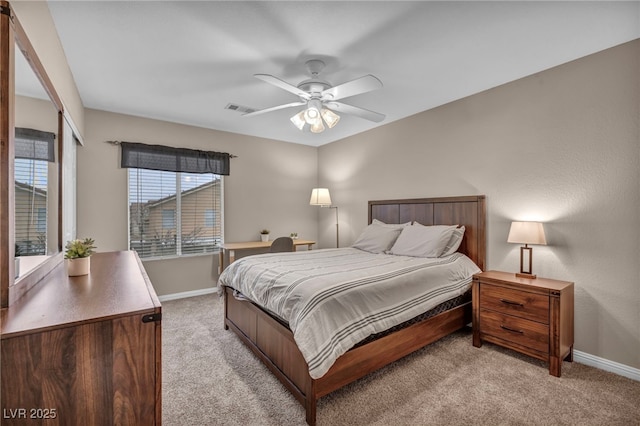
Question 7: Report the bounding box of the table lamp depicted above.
[507,221,546,279]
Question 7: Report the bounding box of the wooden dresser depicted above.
[472,270,574,377]
[1,251,162,425]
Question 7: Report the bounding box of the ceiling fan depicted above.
[243,59,385,133]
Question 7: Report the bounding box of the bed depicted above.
[219,195,486,425]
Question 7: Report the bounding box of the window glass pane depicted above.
[15,158,48,255]
[180,172,220,255]
[129,168,222,259]
[129,169,177,258]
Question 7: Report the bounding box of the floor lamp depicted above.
[310,188,339,248]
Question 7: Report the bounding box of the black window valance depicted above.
[15,127,56,162]
[120,142,230,175]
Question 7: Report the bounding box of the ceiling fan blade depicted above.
[254,74,309,99]
[242,101,307,117]
[321,75,383,101]
[328,101,386,123]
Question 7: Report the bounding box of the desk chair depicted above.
[270,237,294,253]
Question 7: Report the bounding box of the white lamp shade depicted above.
[304,107,320,123]
[507,221,547,245]
[310,118,325,133]
[321,108,340,128]
[310,188,332,206]
[290,111,306,130]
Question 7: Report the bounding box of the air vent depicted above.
[225,103,256,114]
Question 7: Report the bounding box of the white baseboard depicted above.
[574,350,640,381]
[158,287,216,302]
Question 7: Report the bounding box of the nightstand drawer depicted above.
[480,284,549,324]
[480,309,549,354]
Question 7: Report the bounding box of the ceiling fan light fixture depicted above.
[290,110,306,130]
[247,59,385,134]
[310,118,325,133]
[321,108,340,129]
[304,99,323,124]
[304,107,320,123]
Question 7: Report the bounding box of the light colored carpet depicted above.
[162,294,640,426]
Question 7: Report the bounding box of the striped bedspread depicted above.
[217,248,481,379]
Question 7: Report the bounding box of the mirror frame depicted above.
[1,1,65,307]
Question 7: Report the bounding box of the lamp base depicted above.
[516,272,537,279]
[517,245,536,279]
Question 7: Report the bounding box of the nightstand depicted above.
[472,270,574,377]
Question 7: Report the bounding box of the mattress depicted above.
[218,247,480,379]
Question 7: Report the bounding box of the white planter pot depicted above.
[66,257,91,276]
[260,234,269,242]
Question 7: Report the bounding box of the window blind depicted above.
[123,141,225,259]
[128,169,222,259]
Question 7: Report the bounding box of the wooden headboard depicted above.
[369,195,486,271]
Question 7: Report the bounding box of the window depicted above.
[122,141,229,259]
[14,128,55,256]
[128,169,222,258]
[15,158,48,255]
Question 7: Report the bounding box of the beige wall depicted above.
[11,1,85,138]
[319,40,640,370]
[77,109,318,296]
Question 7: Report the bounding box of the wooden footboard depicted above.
[225,288,311,402]
[224,286,471,425]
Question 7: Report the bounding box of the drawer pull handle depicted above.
[500,299,524,307]
[500,325,524,334]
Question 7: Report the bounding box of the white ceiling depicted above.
[46,1,640,147]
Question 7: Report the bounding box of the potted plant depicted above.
[260,229,270,242]
[289,232,298,240]
[64,237,96,276]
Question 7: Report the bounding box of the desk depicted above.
[218,239,315,273]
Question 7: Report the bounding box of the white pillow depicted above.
[441,226,466,256]
[372,219,410,228]
[352,221,408,254]
[389,224,457,258]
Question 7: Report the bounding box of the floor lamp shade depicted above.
[309,188,332,206]
[507,221,546,279]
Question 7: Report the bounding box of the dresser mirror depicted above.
[1,1,65,307]
[13,42,61,281]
